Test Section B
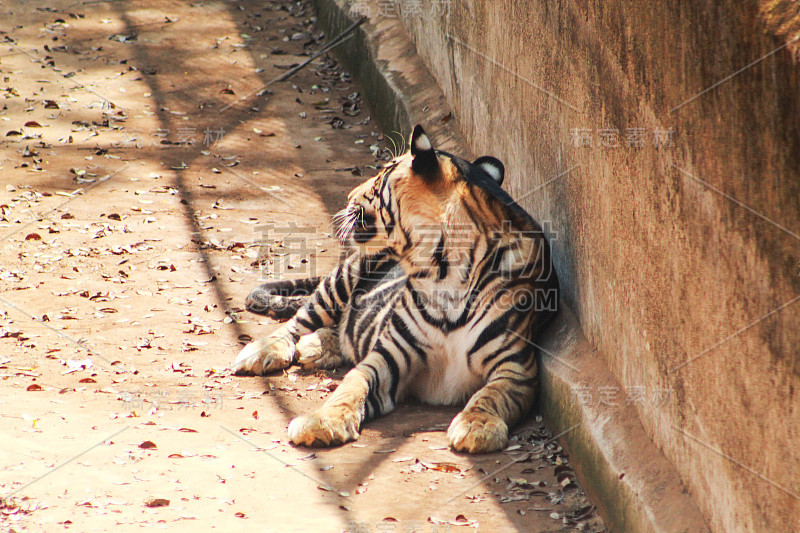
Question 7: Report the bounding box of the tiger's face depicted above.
[334,125,507,259]
[333,171,391,250]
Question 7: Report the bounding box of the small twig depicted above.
[220,16,368,113]
[304,167,360,173]
[272,15,367,83]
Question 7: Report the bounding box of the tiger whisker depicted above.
[387,135,399,159]
[333,206,360,243]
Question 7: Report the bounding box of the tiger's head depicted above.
[334,125,546,274]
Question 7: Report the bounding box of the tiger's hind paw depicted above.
[447,411,508,453]
[232,334,295,375]
[288,407,360,447]
[296,329,348,370]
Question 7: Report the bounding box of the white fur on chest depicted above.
[410,330,483,406]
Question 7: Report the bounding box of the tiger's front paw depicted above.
[232,334,295,375]
[288,407,360,447]
[447,411,508,453]
[296,329,346,370]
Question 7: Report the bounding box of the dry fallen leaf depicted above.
[145,498,170,508]
[139,440,157,449]
[27,384,43,391]
[428,515,479,527]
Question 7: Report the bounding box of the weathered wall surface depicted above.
[391,1,800,532]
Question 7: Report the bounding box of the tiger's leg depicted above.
[289,341,415,447]
[447,342,537,453]
[233,261,356,375]
[245,277,322,319]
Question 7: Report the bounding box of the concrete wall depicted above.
[392,1,800,532]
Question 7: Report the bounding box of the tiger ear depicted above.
[410,125,439,176]
[473,156,505,185]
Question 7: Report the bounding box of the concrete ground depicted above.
[0,1,604,531]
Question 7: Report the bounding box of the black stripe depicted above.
[467,310,516,361]
[479,336,523,368]
[498,369,535,382]
[333,271,349,304]
[298,310,322,330]
[399,295,428,343]
[358,317,380,359]
[476,246,508,293]
[391,312,426,355]
[432,235,449,280]
[469,405,496,417]
[397,211,414,253]
[462,243,476,284]
[460,197,488,234]
[504,387,526,415]
[479,394,501,414]
[312,288,336,322]
[362,363,380,420]
[411,288,445,330]
[374,342,401,404]
[344,308,358,350]
[389,313,422,367]
[486,349,532,379]
[453,285,482,329]
[379,170,396,236]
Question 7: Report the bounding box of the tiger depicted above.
[233,125,559,453]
